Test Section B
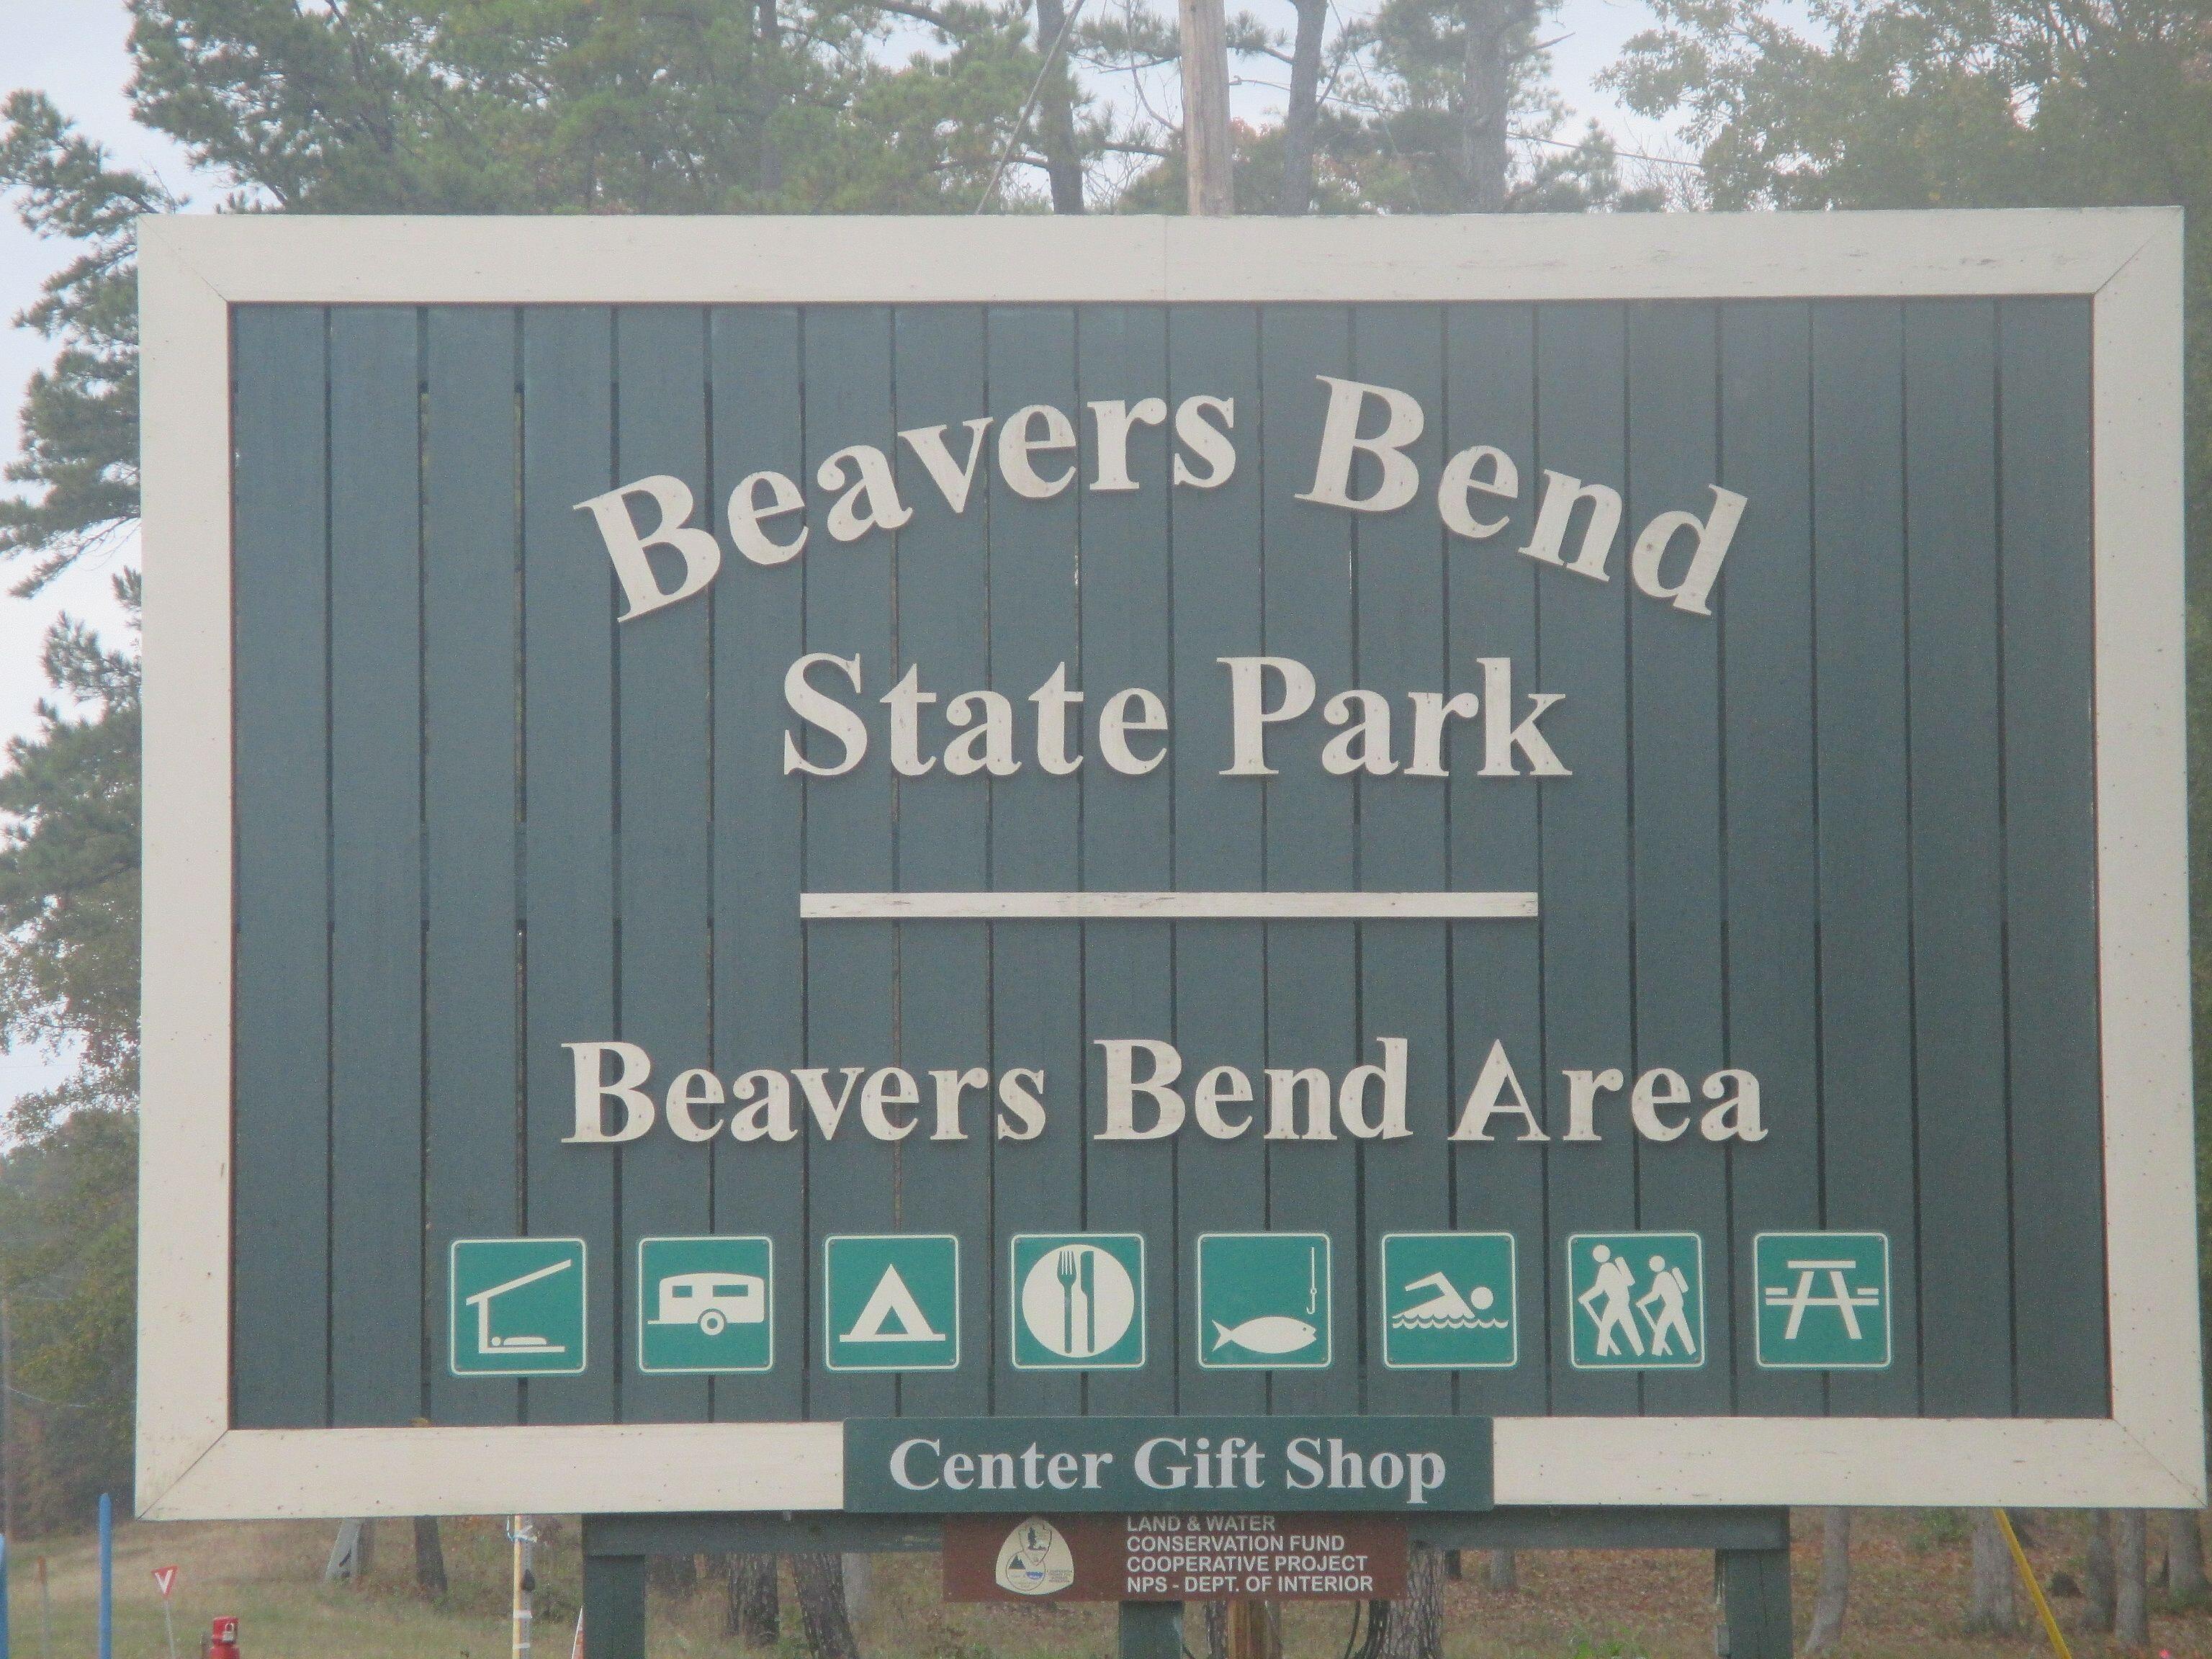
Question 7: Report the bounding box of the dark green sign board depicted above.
[153,211,2191,1519]
[226,292,2105,1433]
[844,1417,1493,1513]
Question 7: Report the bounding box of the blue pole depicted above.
[96,1496,110,1659]
[1,1529,12,1659]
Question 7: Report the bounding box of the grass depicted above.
[5,1508,2210,1658]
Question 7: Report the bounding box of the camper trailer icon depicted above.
[637,1236,777,1374]
[652,1271,765,1337]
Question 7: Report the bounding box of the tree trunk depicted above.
[1177,0,1234,214]
[413,1517,449,1598]
[1802,1509,1851,1654]
[1965,1511,2016,1634]
[792,1553,860,1659]
[1485,1550,1516,1591]
[649,1553,699,1594]
[2116,1509,2149,1646]
[1376,1545,1443,1659]
[1031,0,1087,211]
[1457,0,1537,210]
[2168,1511,2208,1600]
[2083,1510,2116,1632]
[1220,1599,1281,1659]
[1275,0,1328,213]
[728,1555,781,1645]
[756,0,784,195]
[1203,1599,1229,1659]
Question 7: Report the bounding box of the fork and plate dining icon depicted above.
[1014,1237,1141,1364]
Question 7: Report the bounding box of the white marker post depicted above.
[151,1565,179,1659]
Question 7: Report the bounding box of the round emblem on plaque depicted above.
[994,1516,1076,1596]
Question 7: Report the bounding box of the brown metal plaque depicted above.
[943,1513,1408,1601]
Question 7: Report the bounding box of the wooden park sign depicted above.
[135,210,2200,1521]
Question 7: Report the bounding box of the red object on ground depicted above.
[209,1615,240,1658]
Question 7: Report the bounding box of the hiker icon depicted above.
[1568,1233,1705,1370]
[1636,1253,1697,1357]
[1577,1244,1644,1357]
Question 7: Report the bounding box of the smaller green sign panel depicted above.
[449,1238,586,1377]
[1567,1233,1704,1370]
[1380,1233,1516,1370]
[1196,1233,1331,1370]
[637,1236,773,1375]
[1754,1232,1892,1370]
[824,1235,961,1372]
[844,1416,1493,1512]
[1011,1235,1146,1370]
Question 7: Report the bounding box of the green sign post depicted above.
[1380,1233,1516,1370]
[1754,1233,1892,1370]
[637,1236,774,1375]
[1567,1234,1704,1371]
[448,1238,587,1377]
[823,1236,961,1372]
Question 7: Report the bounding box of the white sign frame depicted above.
[138,207,2198,1518]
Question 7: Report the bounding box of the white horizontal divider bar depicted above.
[800,891,1540,920]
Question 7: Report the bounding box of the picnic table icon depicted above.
[1763,1257,1881,1341]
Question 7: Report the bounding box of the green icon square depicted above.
[1195,1233,1331,1370]
[1754,1232,1891,1370]
[1380,1233,1517,1370]
[823,1235,960,1372]
[449,1238,587,1377]
[637,1236,774,1375]
[1567,1233,1704,1370]
[1010,1235,1146,1370]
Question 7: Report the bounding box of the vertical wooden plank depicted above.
[1169,305,1269,1414]
[1351,305,1452,1416]
[1812,302,1920,1415]
[710,307,808,1422]
[232,306,331,1429]
[1258,305,1352,1417]
[521,307,619,1425]
[1534,302,1637,1416]
[616,307,714,1423]
[326,306,425,1427]
[1627,302,1730,1414]
[1905,299,2011,1416]
[423,306,523,1426]
[985,305,1084,1419]
[801,306,899,1422]
[1998,298,2107,1417]
[892,304,994,1419]
[1444,302,1548,1417]
[1077,304,1177,1416]
[1716,301,1823,1418]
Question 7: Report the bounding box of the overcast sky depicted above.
[0,0,1671,1109]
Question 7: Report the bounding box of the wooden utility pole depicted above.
[1178,0,1233,214]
